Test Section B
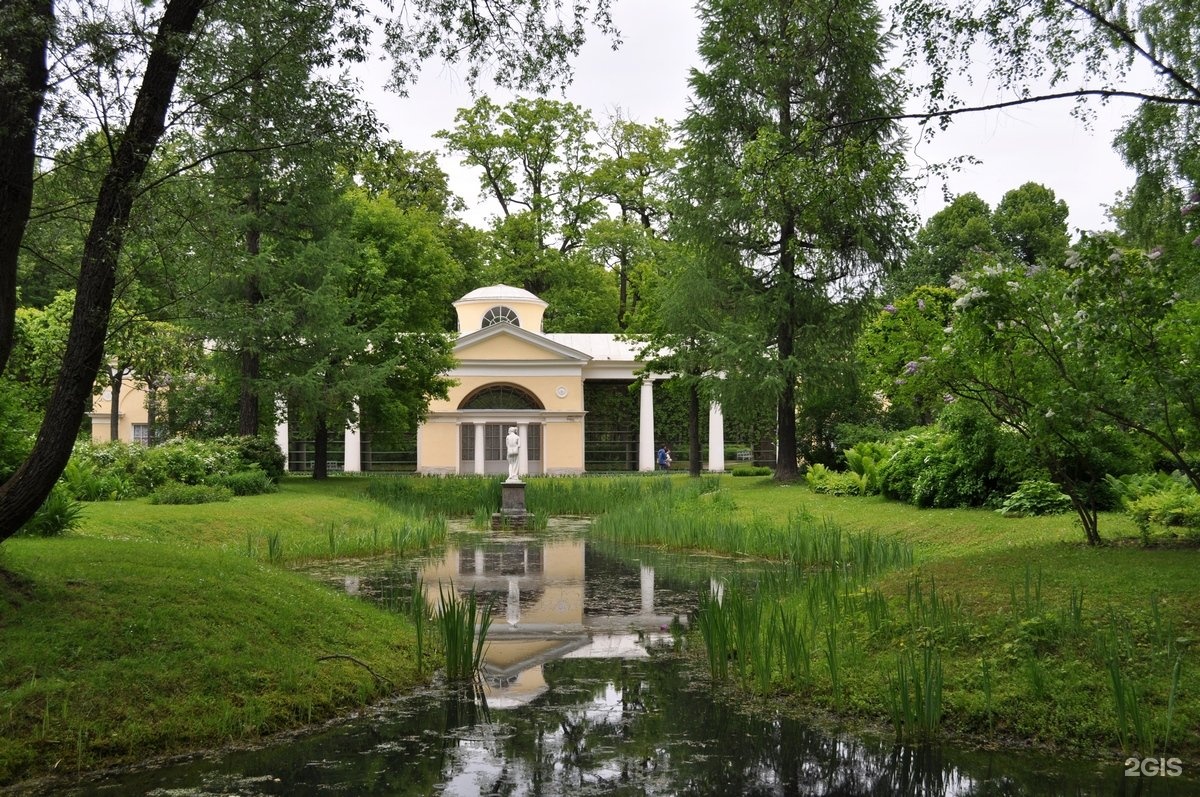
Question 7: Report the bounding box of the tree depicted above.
[0,0,617,540]
[589,114,676,327]
[3,291,76,414]
[992,182,1071,267]
[626,239,730,477]
[0,0,52,374]
[0,0,210,539]
[934,241,1186,544]
[127,321,201,445]
[885,193,999,297]
[270,186,460,478]
[675,0,913,481]
[1049,234,1200,490]
[173,0,381,437]
[893,1,1198,260]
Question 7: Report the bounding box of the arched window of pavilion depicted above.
[459,384,544,411]
[481,306,520,328]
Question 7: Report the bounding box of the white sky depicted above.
[364,0,1141,235]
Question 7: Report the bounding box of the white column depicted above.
[708,401,726,472]
[343,403,361,473]
[640,565,655,615]
[274,398,289,472]
[517,422,529,478]
[474,423,485,475]
[638,379,655,472]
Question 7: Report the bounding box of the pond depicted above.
[72,521,1195,796]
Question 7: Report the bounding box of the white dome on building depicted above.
[454,284,549,333]
[455,284,547,306]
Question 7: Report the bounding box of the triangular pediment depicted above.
[455,324,592,363]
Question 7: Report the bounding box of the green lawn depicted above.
[0,477,430,787]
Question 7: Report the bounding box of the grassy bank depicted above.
[0,477,433,787]
[590,475,1200,759]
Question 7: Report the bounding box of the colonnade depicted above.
[274,381,727,474]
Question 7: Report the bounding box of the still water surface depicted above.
[73,521,1195,795]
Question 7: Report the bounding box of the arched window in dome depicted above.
[482,305,520,328]
[459,384,544,411]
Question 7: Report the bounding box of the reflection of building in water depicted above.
[419,539,683,708]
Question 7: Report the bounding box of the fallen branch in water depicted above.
[316,654,395,688]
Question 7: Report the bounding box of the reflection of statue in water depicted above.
[505,426,520,482]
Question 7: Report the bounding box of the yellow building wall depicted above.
[439,374,584,413]
[457,335,562,362]
[418,422,460,473]
[456,301,547,334]
[89,382,149,443]
[544,421,584,473]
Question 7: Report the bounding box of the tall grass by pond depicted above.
[244,513,447,565]
[366,473,683,517]
[435,584,493,683]
[689,551,1192,754]
[592,500,911,575]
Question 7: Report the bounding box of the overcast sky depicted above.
[365,0,1141,235]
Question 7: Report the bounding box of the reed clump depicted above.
[435,584,493,683]
[244,513,447,565]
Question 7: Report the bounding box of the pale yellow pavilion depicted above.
[412,284,725,476]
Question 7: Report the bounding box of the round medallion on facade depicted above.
[555,386,568,398]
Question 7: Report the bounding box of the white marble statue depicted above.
[505,426,520,482]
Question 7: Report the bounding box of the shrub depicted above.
[879,404,1040,509]
[133,438,241,491]
[16,485,84,537]
[806,463,866,495]
[1105,471,1185,504]
[211,467,277,496]
[148,482,234,505]
[996,480,1073,517]
[731,465,773,477]
[843,441,891,495]
[61,457,135,501]
[1108,474,1200,541]
[225,435,286,483]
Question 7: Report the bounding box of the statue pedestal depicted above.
[493,479,531,529]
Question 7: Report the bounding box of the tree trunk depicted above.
[772,74,799,483]
[774,217,800,482]
[0,0,209,541]
[237,347,260,435]
[1053,463,1103,546]
[146,384,159,446]
[237,183,263,436]
[109,369,123,441]
[312,414,329,480]
[617,247,629,330]
[0,0,52,376]
[1066,490,1102,546]
[687,380,701,477]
